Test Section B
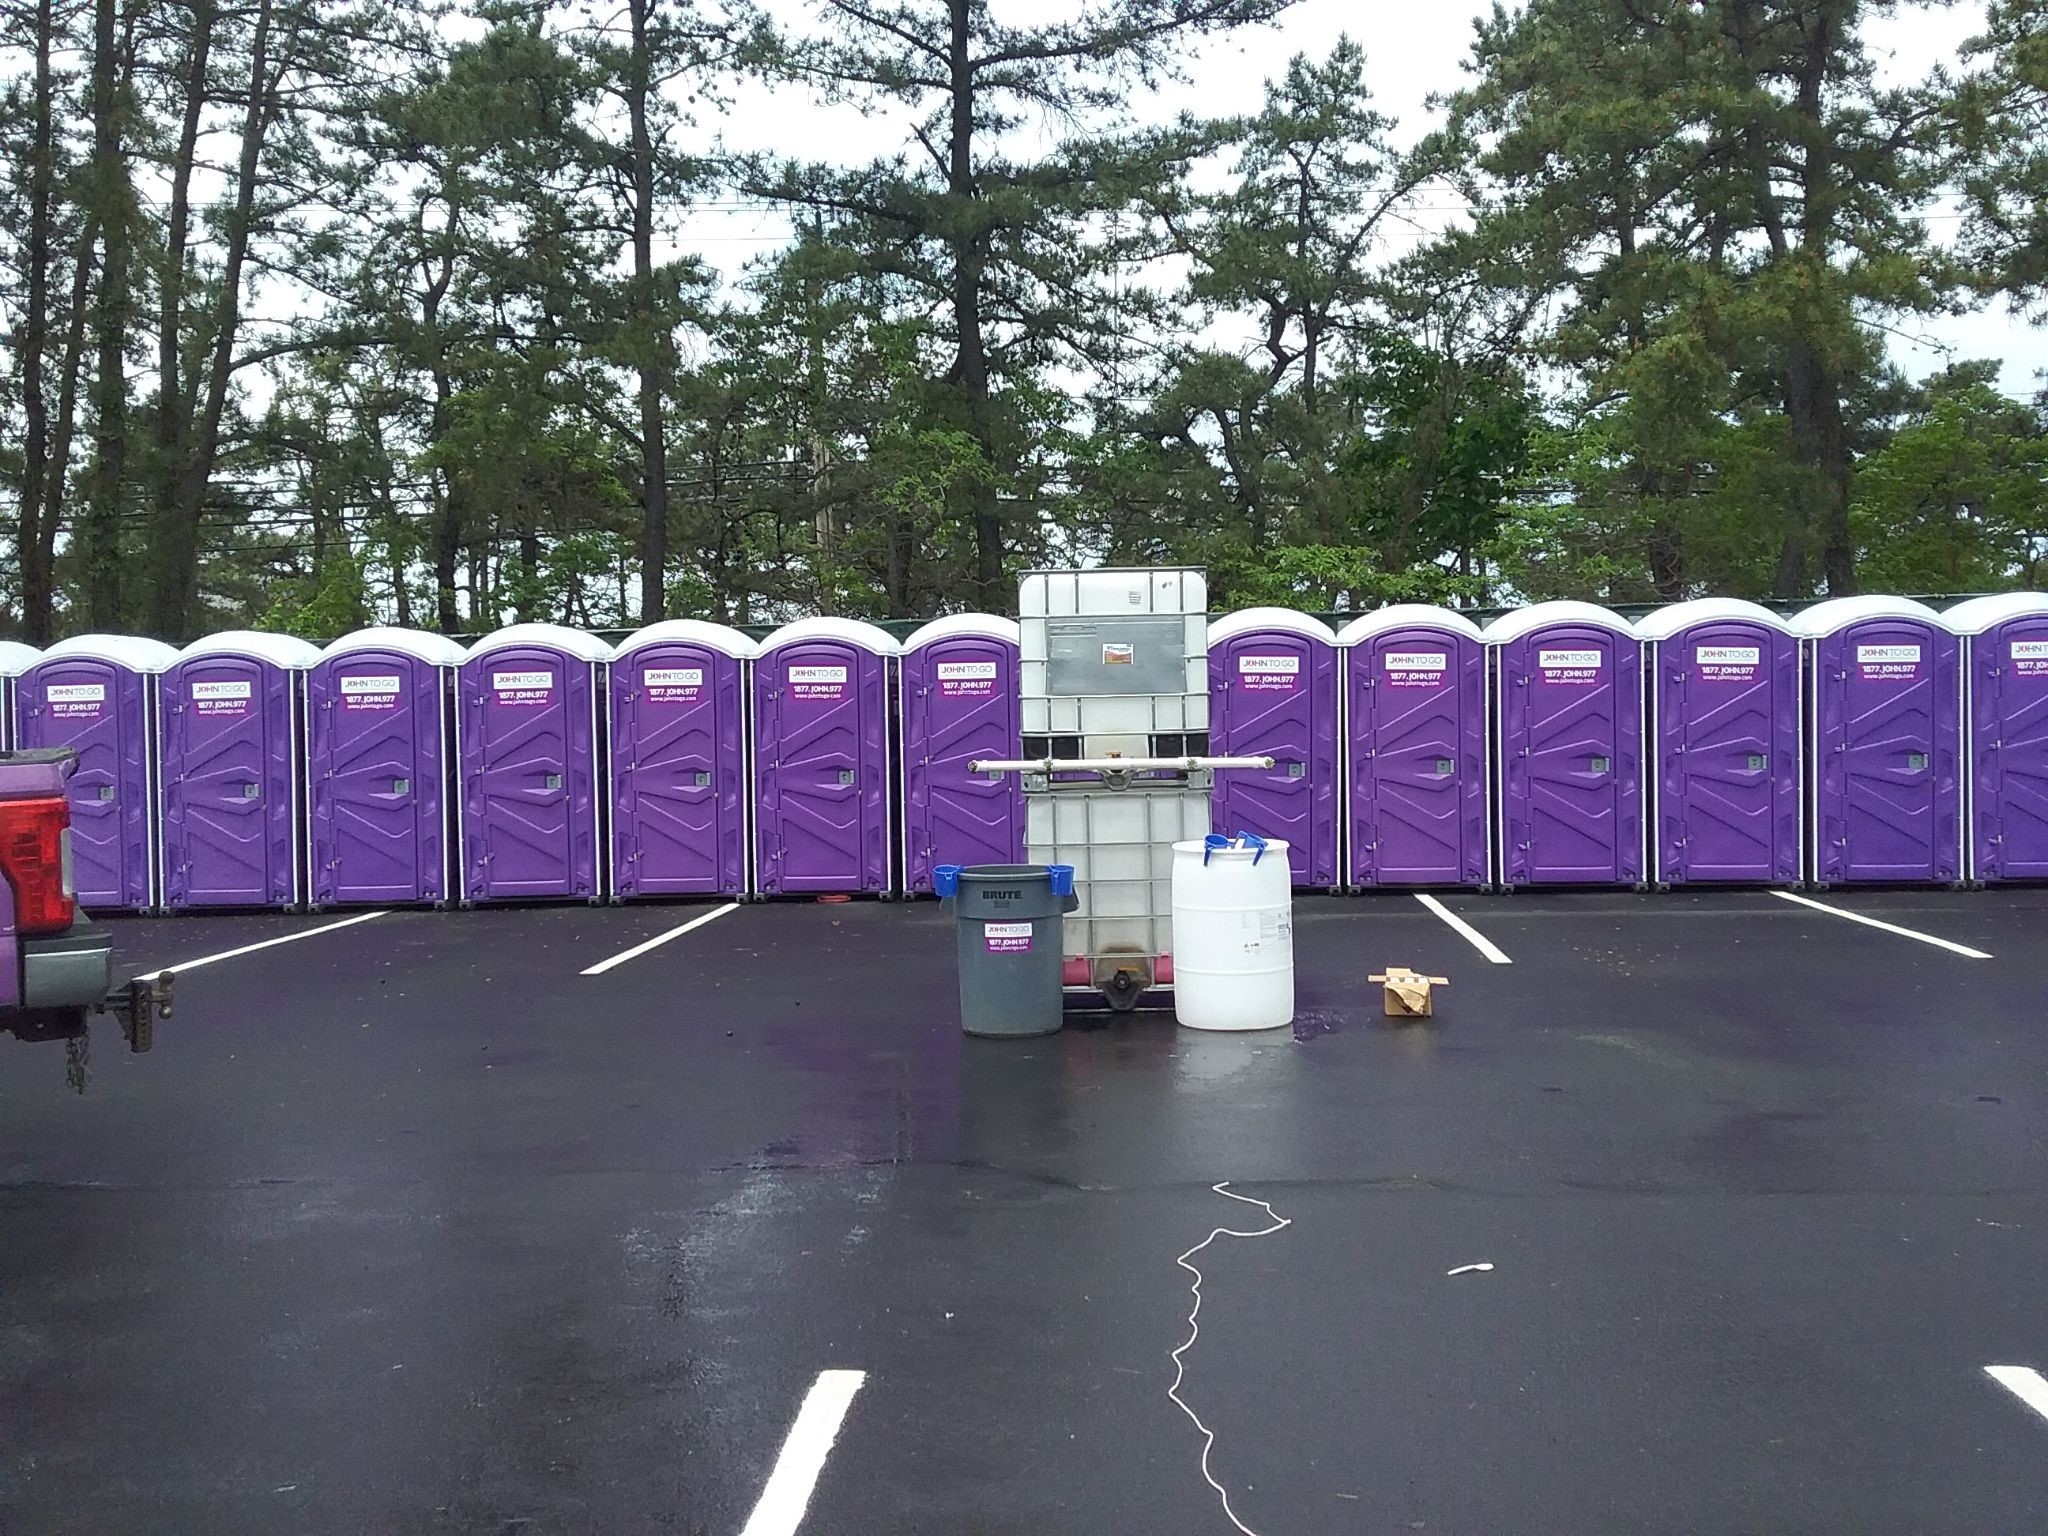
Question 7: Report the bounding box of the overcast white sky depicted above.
[675,0,2046,397]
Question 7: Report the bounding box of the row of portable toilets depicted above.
[0,592,2042,912]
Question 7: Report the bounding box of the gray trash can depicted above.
[937,863,1078,1037]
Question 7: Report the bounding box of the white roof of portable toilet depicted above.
[758,616,901,656]
[1789,595,1943,638]
[466,622,612,664]
[177,629,321,669]
[611,619,759,662]
[41,634,181,673]
[901,613,1020,651]
[0,641,42,677]
[321,626,467,666]
[1482,600,1635,645]
[1938,593,2048,635]
[1207,607,1337,645]
[1335,605,1485,646]
[1633,598,1794,641]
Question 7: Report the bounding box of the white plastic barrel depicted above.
[1171,837,1295,1031]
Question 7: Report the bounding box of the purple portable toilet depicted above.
[308,627,464,908]
[608,619,755,900]
[1336,606,1488,889]
[901,614,1024,895]
[1947,593,2048,882]
[0,642,40,750]
[753,618,897,897]
[17,634,177,912]
[1487,601,1644,887]
[161,630,320,910]
[458,623,608,905]
[1794,597,1961,886]
[1206,609,1339,888]
[1636,599,1801,886]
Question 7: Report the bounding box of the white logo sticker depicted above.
[1539,649,1602,670]
[2012,641,2048,660]
[1856,644,1921,665]
[45,683,106,704]
[935,660,998,682]
[191,680,252,701]
[1695,646,1760,667]
[984,922,1032,939]
[788,665,848,685]
[644,667,704,689]
[492,670,554,691]
[1384,652,1448,672]
[341,674,403,697]
[1238,655,1301,676]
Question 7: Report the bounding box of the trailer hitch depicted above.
[101,971,173,1054]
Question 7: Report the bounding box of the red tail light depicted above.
[0,795,77,936]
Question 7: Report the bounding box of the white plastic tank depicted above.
[1171,835,1295,1031]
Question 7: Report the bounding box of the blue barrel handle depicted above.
[1203,833,1232,866]
[1235,831,1268,866]
[1047,864,1075,898]
[934,864,962,898]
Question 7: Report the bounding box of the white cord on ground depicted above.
[1167,1181,1294,1536]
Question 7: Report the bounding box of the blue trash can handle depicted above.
[1203,833,1231,866]
[1236,831,1268,866]
[934,864,962,898]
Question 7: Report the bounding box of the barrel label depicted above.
[1238,654,1302,693]
[984,920,1033,954]
[46,682,107,719]
[2013,640,2048,676]
[1855,643,1921,682]
[341,674,403,711]
[1694,644,1761,684]
[491,670,556,708]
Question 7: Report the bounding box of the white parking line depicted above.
[1770,891,1992,960]
[1414,893,1513,964]
[580,901,739,976]
[1987,1365,2048,1421]
[131,910,388,982]
[737,1369,866,1536]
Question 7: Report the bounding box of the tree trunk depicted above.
[1783,340,1854,595]
[945,0,1001,609]
[18,0,58,641]
[81,0,133,631]
[628,0,669,624]
[154,0,215,549]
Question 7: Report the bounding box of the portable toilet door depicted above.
[458,623,607,904]
[161,630,320,909]
[1636,600,1801,886]
[608,620,754,900]
[1795,597,1961,886]
[1206,609,1339,888]
[1336,606,1488,888]
[17,635,177,912]
[901,614,1024,895]
[1937,594,2048,883]
[753,618,896,896]
[1487,602,1644,886]
[0,642,40,749]
[308,628,464,907]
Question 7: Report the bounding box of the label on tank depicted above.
[1694,644,1761,683]
[1537,648,1603,685]
[45,682,107,719]
[644,666,705,704]
[340,673,402,711]
[192,678,253,715]
[936,659,998,697]
[1383,651,1448,688]
[1855,643,1922,681]
[1237,654,1302,692]
[2012,640,2048,676]
[788,664,848,700]
[984,920,1033,954]
[491,669,556,706]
